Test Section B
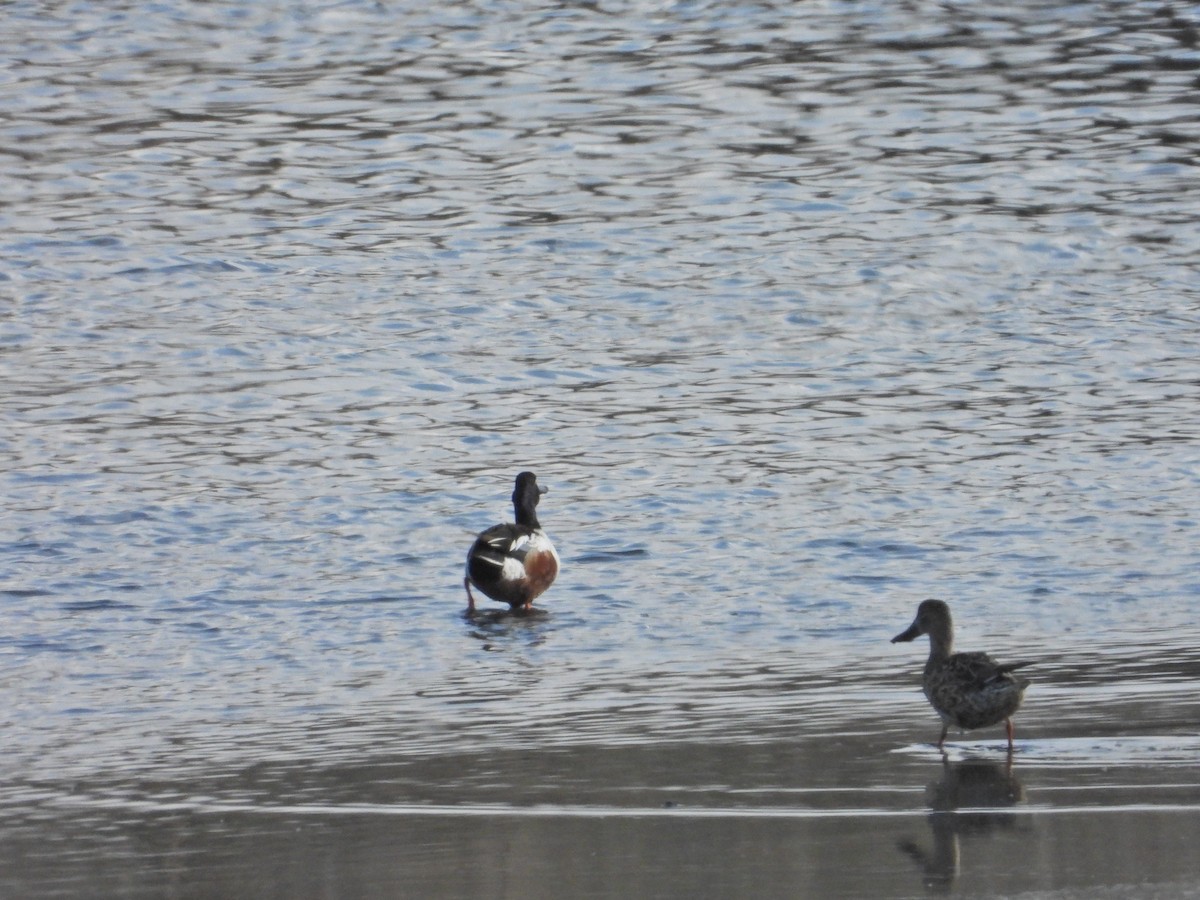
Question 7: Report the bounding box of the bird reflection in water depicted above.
[464,606,550,651]
[898,758,1027,893]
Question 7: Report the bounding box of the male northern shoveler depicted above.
[464,471,559,613]
[891,599,1031,752]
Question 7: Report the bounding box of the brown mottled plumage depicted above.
[892,599,1031,751]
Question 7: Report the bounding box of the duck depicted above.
[891,599,1031,752]
[464,471,560,613]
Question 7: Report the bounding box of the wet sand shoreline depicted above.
[6,723,1200,898]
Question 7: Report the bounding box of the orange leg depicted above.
[936,724,949,749]
[464,577,476,614]
[1005,718,1015,752]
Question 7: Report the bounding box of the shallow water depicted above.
[3,0,1200,896]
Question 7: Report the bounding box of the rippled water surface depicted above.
[3,0,1200,896]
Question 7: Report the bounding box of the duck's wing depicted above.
[946,652,1031,688]
[469,523,534,566]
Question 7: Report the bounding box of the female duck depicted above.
[892,599,1031,751]
[464,472,559,613]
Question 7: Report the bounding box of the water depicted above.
[3,0,1200,896]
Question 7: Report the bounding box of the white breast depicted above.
[523,530,558,562]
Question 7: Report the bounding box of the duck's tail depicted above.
[986,660,1034,689]
[999,660,1034,690]
[1001,660,1035,673]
